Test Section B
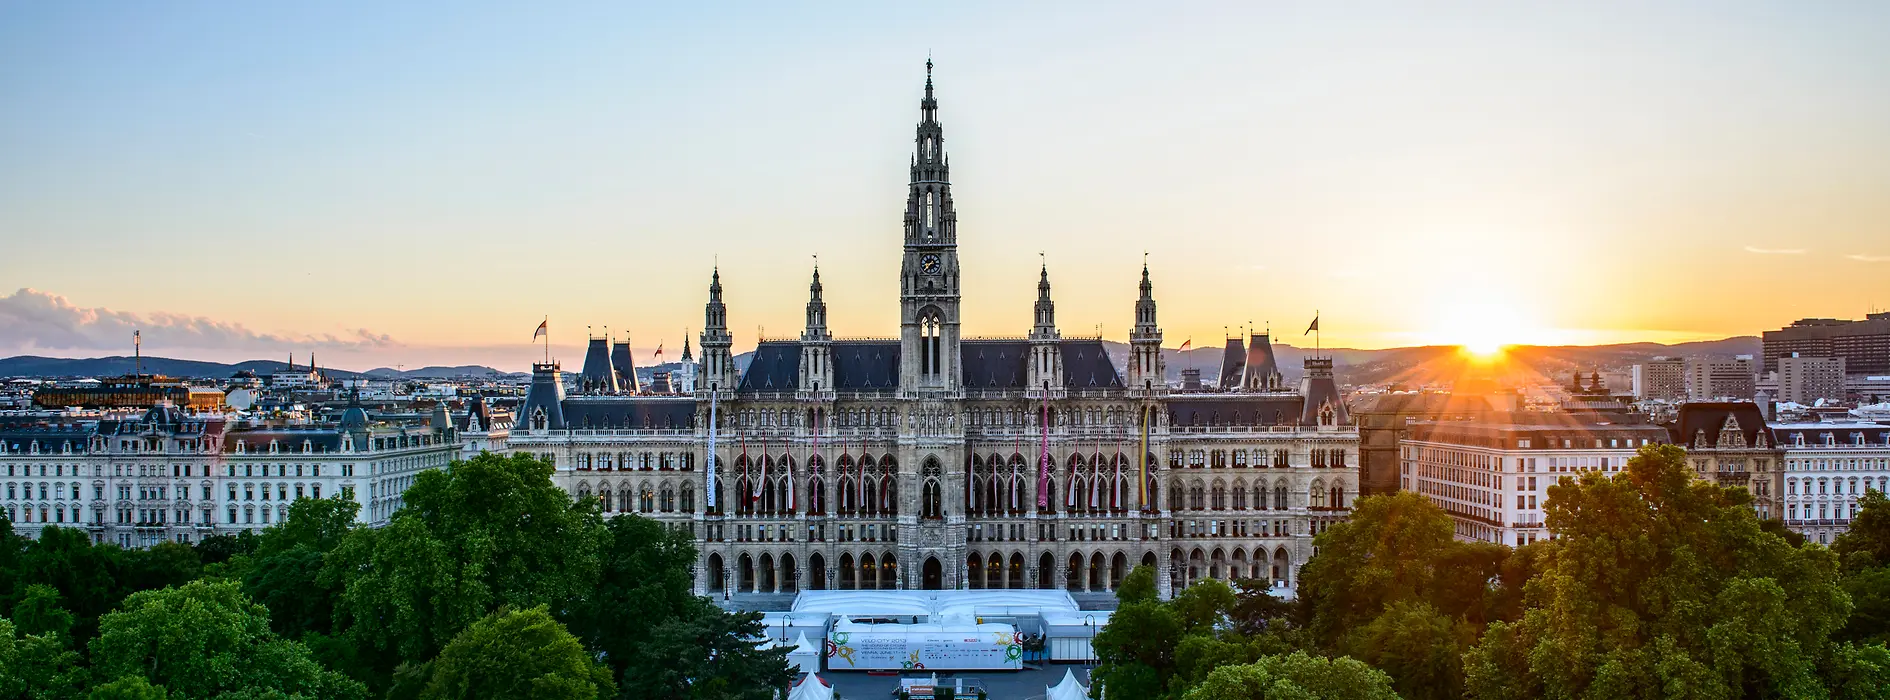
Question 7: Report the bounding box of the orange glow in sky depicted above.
[2,4,1888,369]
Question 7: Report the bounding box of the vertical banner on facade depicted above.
[706,388,718,510]
[1037,391,1050,508]
[1139,403,1149,510]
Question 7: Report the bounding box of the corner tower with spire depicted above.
[799,263,834,396]
[1128,262,1167,396]
[899,59,963,394]
[698,268,739,394]
[1027,263,1064,397]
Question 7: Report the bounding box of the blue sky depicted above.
[3,2,1888,369]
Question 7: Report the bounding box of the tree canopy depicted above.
[87,579,367,699]
[415,605,615,700]
[1461,444,1889,699]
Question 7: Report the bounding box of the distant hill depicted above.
[0,355,510,380]
[1103,336,1763,387]
[363,366,522,379]
[4,337,1762,385]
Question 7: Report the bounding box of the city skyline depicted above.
[5,2,1890,369]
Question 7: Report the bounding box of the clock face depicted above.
[920,253,942,275]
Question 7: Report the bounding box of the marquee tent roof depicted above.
[1047,669,1089,700]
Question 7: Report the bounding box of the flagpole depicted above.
[543,315,550,364]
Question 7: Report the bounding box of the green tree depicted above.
[416,606,614,700]
[323,452,608,678]
[1297,491,1496,643]
[194,531,260,567]
[242,545,333,639]
[1461,444,1887,698]
[88,579,366,700]
[240,497,361,639]
[1116,564,1158,605]
[1180,651,1400,700]
[257,496,360,555]
[1839,566,1890,646]
[569,513,724,695]
[620,598,794,700]
[1834,490,1890,572]
[9,525,123,644]
[1172,634,1262,695]
[0,517,20,602]
[87,676,170,700]
[1091,595,1183,698]
[1343,600,1466,700]
[11,583,77,641]
[0,616,89,700]
[1171,578,1236,634]
[114,541,202,595]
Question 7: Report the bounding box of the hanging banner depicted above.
[706,388,718,510]
[1037,391,1050,508]
[1139,403,1150,510]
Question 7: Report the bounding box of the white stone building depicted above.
[1400,414,1672,546]
[1775,421,1890,545]
[1,401,457,547]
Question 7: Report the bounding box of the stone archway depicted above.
[923,556,943,590]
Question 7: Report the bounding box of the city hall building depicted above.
[507,65,1359,601]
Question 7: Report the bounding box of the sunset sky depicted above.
[3,2,1888,371]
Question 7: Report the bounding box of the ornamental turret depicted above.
[698,268,739,394]
[800,264,834,395]
[1027,264,1064,396]
[1127,262,1167,396]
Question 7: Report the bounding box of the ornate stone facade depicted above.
[506,64,1359,602]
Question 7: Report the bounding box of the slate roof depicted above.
[1058,340,1124,389]
[224,429,347,453]
[1218,337,1246,390]
[610,342,640,393]
[578,337,619,393]
[962,341,1028,388]
[735,339,1120,392]
[561,397,697,430]
[835,341,901,390]
[1167,396,1304,427]
[0,424,96,454]
[739,342,803,393]
[1244,334,1279,385]
[1771,422,1890,447]
[1672,402,1774,449]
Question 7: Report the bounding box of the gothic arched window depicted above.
[922,459,943,519]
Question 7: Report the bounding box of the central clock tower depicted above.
[900,60,961,394]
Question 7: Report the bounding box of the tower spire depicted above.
[800,261,833,394]
[803,262,829,340]
[1032,262,1056,337]
[699,267,737,393]
[899,60,963,394]
[1129,261,1166,395]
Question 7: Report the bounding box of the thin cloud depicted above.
[1846,253,1890,262]
[0,288,400,356]
[1743,246,1805,255]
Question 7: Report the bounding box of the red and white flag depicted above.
[532,319,548,340]
[1178,339,1192,351]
